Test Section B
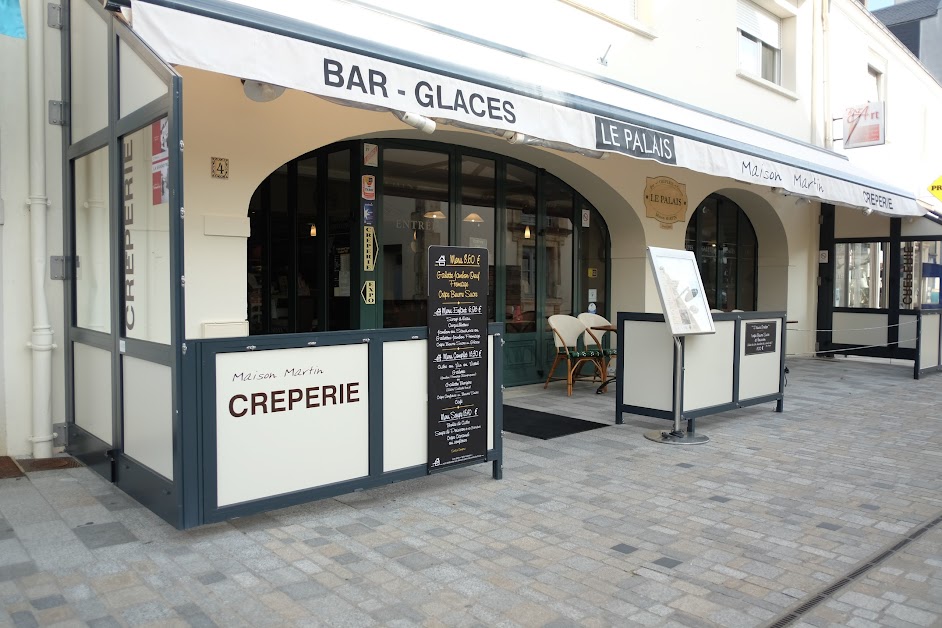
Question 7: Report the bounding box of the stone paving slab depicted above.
[0,357,940,627]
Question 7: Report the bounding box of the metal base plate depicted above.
[643,429,710,445]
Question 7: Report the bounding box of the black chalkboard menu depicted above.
[744,321,777,355]
[427,246,489,472]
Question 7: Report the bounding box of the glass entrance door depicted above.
[502,168,575,385]
[503,165,539,385]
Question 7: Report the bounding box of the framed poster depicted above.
[647,246,715,336]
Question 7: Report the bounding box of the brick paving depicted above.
[1,356,940,627]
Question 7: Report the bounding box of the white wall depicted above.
[0,2,66,456]
[830,0,942,212]
[354,0,815,142]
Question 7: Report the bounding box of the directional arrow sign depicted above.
[360,280,375,304]
[364,226,377,272]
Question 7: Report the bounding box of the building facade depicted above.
[1,0,940,525]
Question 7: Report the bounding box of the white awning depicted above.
[129,0,924,217]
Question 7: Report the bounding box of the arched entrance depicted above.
[684,193,759,311]
[246,139,611,386]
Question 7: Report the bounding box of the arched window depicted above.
[246,139,611,386]
[684,194,758,311]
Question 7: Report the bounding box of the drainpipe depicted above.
[26,0,56,458]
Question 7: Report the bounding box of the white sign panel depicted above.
[215,344,369,507]
[647,247,715,336]
[843,101,885,149]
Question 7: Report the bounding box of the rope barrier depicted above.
[786,340,912,359]
[784,319,921,358]
[787,320,918,333]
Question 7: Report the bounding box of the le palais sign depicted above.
[644,176,688,229]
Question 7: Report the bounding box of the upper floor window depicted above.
[737,0,782,85]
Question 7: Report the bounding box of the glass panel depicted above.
[901,241,942,308]
[738,33,760,76]
[739,212,758,310]
[698,198,718,310]
[761,43,780,83]
[834,242,888,308]
[74,343,112,445]
[580,202,608,317]
[296,157,319,331]
[718,200,738,310]
[544,175,574,321]
[122,121,171,344]
[382,149,449,328]
[458,156,496,321]
[327,150,352,331]
[74,147,111,332]
[505,164,537,333]
[70,0,109,141]
[684,211,698,253]
[269,166,290,333]
[118,38,169,117]
[247,183,268,335]
[123,357,173,480]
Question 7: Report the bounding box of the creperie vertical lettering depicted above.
[902,243,914,306]
[123,138,135,331]
[228,382,361,417]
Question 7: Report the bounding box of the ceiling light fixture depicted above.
[463,212,484,223]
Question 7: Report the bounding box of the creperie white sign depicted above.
[843,102,885,149]
[215,344,369,506]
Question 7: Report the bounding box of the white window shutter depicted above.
[737,0,781,49]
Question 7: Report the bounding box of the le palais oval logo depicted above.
[644,176,688,229]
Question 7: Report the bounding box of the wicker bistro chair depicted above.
[577,312,617,389]
[544,314,605,396]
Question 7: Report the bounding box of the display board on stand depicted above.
[648,247,715,336]
[426,246,489,471]
[645,247,714,444]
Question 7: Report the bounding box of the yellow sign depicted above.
[360,280,376,305]
[363,226,376,272]
[644,176,688,229]
[930,175,942,203]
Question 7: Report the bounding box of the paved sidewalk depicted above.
[2,357,941,627]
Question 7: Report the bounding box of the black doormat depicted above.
[0,456,24,479]
[17,457,82,473]
[502,405,608,440]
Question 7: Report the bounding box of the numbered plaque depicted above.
[426,246,489,471]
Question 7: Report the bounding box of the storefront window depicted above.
[580,202,608,317]
[382,148,449,328]
[544,175,574,320]
[505,164,537,333]
[900,240,942,308]
[296,157,319,331]
[458,156,496,321]
[246,141,611,350]
[685,194,758,311]
[834,242,888,308]
[121,121,171,344]
[327,150,353,331]
[74,147,111,332]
